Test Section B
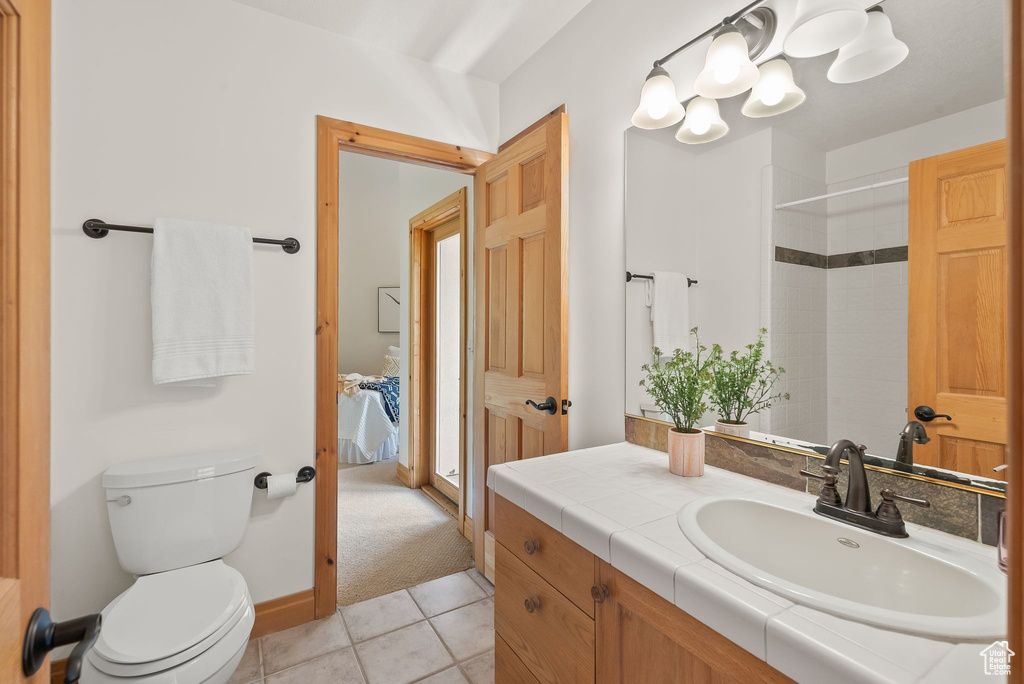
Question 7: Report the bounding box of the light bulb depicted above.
[694,26,760,99]
[714,63,740,85]
[647,101,669,121]
[690,117,711,136]
[631,67,685,129]
[742,57,805,119]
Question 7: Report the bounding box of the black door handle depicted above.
[23,607,102,683]
[525,396,558,415]
[913,405,952,422]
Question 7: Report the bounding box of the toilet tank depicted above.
[102,449,258,575]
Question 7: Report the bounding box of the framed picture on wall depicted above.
[378,287,400,333]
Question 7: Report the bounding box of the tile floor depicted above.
[229,568,495,684]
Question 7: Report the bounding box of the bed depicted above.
[338,375,400,465]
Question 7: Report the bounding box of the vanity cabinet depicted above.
[493,495,792,684]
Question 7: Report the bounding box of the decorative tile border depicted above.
[774,245,908,270]
[625,415,1004,546]
[774,246,827,269]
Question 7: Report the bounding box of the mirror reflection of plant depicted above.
[639,328,714,433]
[708,328,789,425]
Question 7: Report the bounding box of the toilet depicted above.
[81,449,259,684]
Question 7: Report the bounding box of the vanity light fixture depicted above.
[741,56,806,118]
[784,0,869,58]
[827,7,909,84]
[694,25,761,99]
[675,97,728,144]
[630,66,686,129]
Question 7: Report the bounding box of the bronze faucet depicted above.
[895,421,930,467]
[801,440,929,538]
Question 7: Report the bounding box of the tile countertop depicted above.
[486,442,1007,684]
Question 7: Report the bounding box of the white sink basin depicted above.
[678,496,1006,639]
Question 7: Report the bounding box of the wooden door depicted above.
[410,189,468,524]
[595,562,793,684]
[909,139,1008,479]
[473,113,569,576]
[0,0,51,681]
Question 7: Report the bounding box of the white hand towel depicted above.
[152,218,255,386]
[651,271,690,355]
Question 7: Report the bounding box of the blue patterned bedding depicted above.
[359,376,400,423]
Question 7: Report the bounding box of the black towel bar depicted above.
[626,271,697,287]
[254,466,316,490]
[83,218,300,254]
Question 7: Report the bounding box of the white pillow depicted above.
[382,355,400,376]
[388,346,401,356]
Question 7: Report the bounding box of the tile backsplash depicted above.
[625,415,1004,546]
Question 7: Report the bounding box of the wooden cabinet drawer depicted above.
[495,495,596,617]
[495,543,595,684]
[495,632,542,684]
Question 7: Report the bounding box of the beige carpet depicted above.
[337,459,473,606]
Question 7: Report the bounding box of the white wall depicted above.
[338,155,402,376]
[623,131,699,417]
[50,0,497,638]
[826,99,1006,184]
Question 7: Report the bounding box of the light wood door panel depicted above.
[0,0,51,681]
[595,562,793,684]
[473,114,569,573]
[909,139,1008,479]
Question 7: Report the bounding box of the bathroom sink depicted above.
[678,496,1007,639]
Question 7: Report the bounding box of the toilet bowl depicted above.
[82,449,259,684]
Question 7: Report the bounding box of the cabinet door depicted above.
[595,561,793,684]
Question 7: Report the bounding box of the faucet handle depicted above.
[800,466,841,506]
[876,488,930,529]
[880,488,930,508]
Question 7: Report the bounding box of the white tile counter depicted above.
[486,442,1007,684]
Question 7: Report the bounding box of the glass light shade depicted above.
[827,9,909,84]
[631,67,685,129]
[742,58,806,118]
[784,0,868,58]
[694,26,760,99]
[675,97,728,144]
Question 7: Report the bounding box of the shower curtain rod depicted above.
[774,177,909,210]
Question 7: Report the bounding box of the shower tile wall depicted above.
[825,167,909,454]
[766,167,827,444]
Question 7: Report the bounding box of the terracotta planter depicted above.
[715,419,750,439]
[667,428,704,477]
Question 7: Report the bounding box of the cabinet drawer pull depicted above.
[524,596,541,613]
[591,584,610,603]
[523,539,539,555]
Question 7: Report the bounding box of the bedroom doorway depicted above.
[410,189,468,514]
[335,150,474,606]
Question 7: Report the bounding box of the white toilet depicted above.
[81,449,259,684]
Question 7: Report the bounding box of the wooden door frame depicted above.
[0,0,50,680]
[315,116,490,618]
[408,188,468,530]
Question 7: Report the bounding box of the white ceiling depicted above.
[231,0,593,83]
[638,0,1006,154]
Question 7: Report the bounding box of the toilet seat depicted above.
[88,560,251,678]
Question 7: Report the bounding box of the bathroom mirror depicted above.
[624,0,1007,494]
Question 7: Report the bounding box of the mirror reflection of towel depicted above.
[651,271,690,354]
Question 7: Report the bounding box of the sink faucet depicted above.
[895,421,930,467]
[801,439,930,538]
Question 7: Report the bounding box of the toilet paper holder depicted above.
[254,466,316,490]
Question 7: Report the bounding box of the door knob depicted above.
[525,397,558,415]
[23,608,102,683]
[913,405,952,422]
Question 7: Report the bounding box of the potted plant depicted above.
[708,328,789,439]
[639,328,714,477]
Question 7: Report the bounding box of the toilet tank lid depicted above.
[103,448,259,489]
